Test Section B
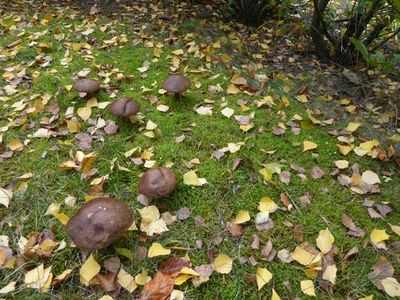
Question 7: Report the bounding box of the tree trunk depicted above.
[310,0,331,61]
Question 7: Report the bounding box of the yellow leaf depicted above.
[334,160,349,169]
[381,277,400,297]
[256,267,272,291]
[316,228,334,254]
[7,139,23,151]
[183,171,207,186]
[292,246,316,266]
[258,197,278,213]
[271,288,281,300]
[337,144,353,155]
[66,118,81,133]
[226,84,240,95]
[220,54,232,63]
[170,290,184,300]
[303,141,318,152]
[362,170,381,185]
[358,296,373,300]
[140,206,160,223]
[24,264,52,292]
[77,107,92,121]
[221,107,235,118]
[389,224,400,236]
[370,229,389,244]
[135,270,150,285]
[213,254,233,274]
[148,242,171,258]
[259,168,272,181]
[79,254,100,286]
[346,122,361,132]
[300,280,316,296]
[322,265,337,284]
[359,139,379,151]
[234,210,250,224]
[296,95,308,103]
[174,274,193,285]
[117,268,137,293]
[0,281,16,294]
[0,188,12,208]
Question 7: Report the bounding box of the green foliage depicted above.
[351,37,400,73]
[311,0,400,66]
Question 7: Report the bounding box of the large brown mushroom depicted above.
[162,74,191,98]
[139,167,177,199]
[74,78,100,96]
[109,97,140,118]
[67,197,134,255]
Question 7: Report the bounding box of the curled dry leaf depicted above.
[341,213,365,237]
[141,258,191,300]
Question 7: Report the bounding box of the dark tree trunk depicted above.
[310,0,331,61]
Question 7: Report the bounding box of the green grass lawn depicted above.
[0,3,399,300]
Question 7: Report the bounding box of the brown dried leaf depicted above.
[140,271,175,300]
[97,273,117,292]
[227,222,243,237]
[158,258,191,277]
[343,246,358,260]
[311,166,325,179]
[368,257,394,290]
[341,213,365,237]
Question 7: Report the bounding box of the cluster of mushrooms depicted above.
[67,75,187,256]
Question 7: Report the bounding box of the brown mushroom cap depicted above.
[139,167,177,199]
[109,97,140,117]
[67,197,134,254]
[74,79,100,94]
[162,75,191,95]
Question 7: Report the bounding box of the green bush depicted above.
[310,0,400,65]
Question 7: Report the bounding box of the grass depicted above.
[0,3,399,300]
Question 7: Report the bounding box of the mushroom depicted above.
[74,78,100,96]
[109,97,140,118]
[162,74,191,99]
[67,197,134,256]
[139,167,177,199]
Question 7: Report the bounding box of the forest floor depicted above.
[0,1,399,299]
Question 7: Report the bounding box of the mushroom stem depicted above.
[174,92,182,100]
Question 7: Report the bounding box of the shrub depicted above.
[310,0,400,65]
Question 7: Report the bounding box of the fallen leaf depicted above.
[80,254,100,286]
[234,210,250,224]
[118,268,137,293]
[258,197,278,213]
[213,254,233,274]
[381,277,400,297]
[303,141,318,152]
[226,84,240,95]
[0,188,12,207]
[316,228,334,254]
[148,243,171,258]
[301,280,316,296]
[183,171,207,186]
[256,267,272,290]
[0,281,16,294]
[362,171,381,185]
[322,264,337,284]
[77,107,92,121]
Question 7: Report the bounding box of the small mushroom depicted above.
[139,167,177,199]
[162,74,191,99]
[74,78,100,96]
[109,97,140,118]
[67,197,134,256]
